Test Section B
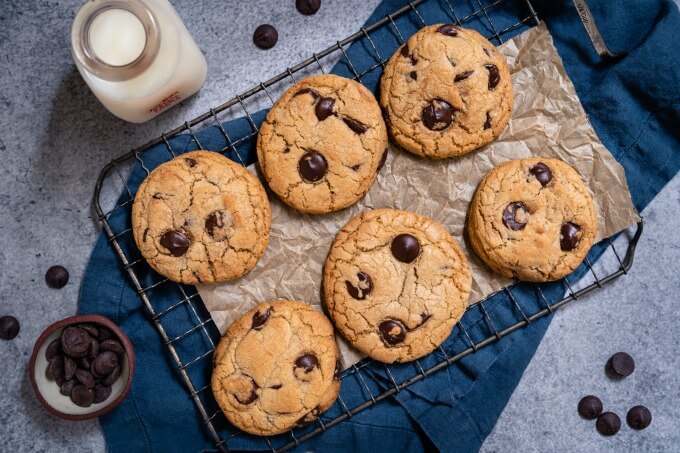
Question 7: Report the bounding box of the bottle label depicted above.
[149,91,182,114]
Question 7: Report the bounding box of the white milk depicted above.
[71,0,207,123]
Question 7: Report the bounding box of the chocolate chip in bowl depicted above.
[29,314,134,420]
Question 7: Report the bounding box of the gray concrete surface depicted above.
[0,0,677,452]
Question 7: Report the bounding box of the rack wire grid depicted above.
[93,0,644,451]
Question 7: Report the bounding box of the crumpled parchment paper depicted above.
[198,23,640,367]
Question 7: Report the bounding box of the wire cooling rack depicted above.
[93,0,643,451]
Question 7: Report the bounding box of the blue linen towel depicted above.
[79,0,680,451]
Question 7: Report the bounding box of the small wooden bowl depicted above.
[28,314,135,421]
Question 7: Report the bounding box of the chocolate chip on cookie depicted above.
[132,151,271,284]
[257,74,388,214]
[212,300,340,436]
[324,209,472,363]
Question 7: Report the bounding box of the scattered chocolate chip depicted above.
[89,338,99,358]
[97,327,114,341]
[184,157,197,167]
[71,384,95,407]
[378,149,388,171]
[578,395,603,419]
[422,99,453,131]
[64,356,77,381]
[93,351,118,376]
[294,87,319,99]
[253,24,278,50]
[102,365,121,386]
[45,265,69,289]
[484,111,492,130]
[47,355,64,380]
[315,97,335,121]
[454,70,474,82]
[160,230,191,256]
[391,234,420,263]
[296,0,321,15]
[45,338,61,360]
[502,202,529,230]
[607,352,635,378]
[93,383,112,404]
[560,222,582,251]
[484,64,500,90]
[529,162,552,186]
[0,316,20,340]
[345,272,373,300]
[342,117,368,134]
[299,151,328,182]
[78,324,99,337]
[60,379,76,397]
[100,339,125,355]
[61,327,91,358]
[75,369,95,389]
[234,378,259,405]
[294,354,319,373]
[627,405,652,430]
[596,412,621,436]
[437,24,460,36]
[379,319,406,345]
[252,307,272,330]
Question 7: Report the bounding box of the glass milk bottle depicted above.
[71,0,207,123]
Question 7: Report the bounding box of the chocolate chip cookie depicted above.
[323,209,472,363]
[132,150,271,284]
[467,158,597,281]
[212,300,340,436]
[380,24,513,159]
[257,74,388,214]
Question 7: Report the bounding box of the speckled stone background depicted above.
[0,0,678,451]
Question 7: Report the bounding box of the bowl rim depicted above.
[28,314,136,421]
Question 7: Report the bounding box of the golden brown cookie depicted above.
[211,300,341,436]
[323,208,472,363]
[467,158,598,282]
[131,150,271,284]
[257,74,389,214]
[380,24,513,158]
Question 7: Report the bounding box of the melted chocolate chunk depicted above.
[253,24,278,50]
[400,45,409,57]
[454,70,474,82]
[283,147,290,154]
[315,97,335,121]
[234,378,259,405]
[422,99,453,131]
[294,354,319,373]
[334,359,342,380]
[409,70,417,81]
[529,162,552,186]
[160,230,191,256]
[484,64,500,89]
[379,319,406,345]
[345,272,373,300]
[296,406,320,427]
[578,395,603,420]
[184,157,197,167]
[437,24,461,36]
[296,0,321,15]
[270,383,283,390]
[596,412,621,436]
[350,163,361,171]
[342,117,368,134]
[391,234,421,263]
[627,405,652,430]
[484,111,492,130]
[294,87,319,99]
[560,222,582,251]
[252,307,272,330]
[299,151,328,182]
[205,211,227,237]
[502,202,529,230]
[419,312,432,325]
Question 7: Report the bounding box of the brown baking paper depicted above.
[198,23,640,367]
